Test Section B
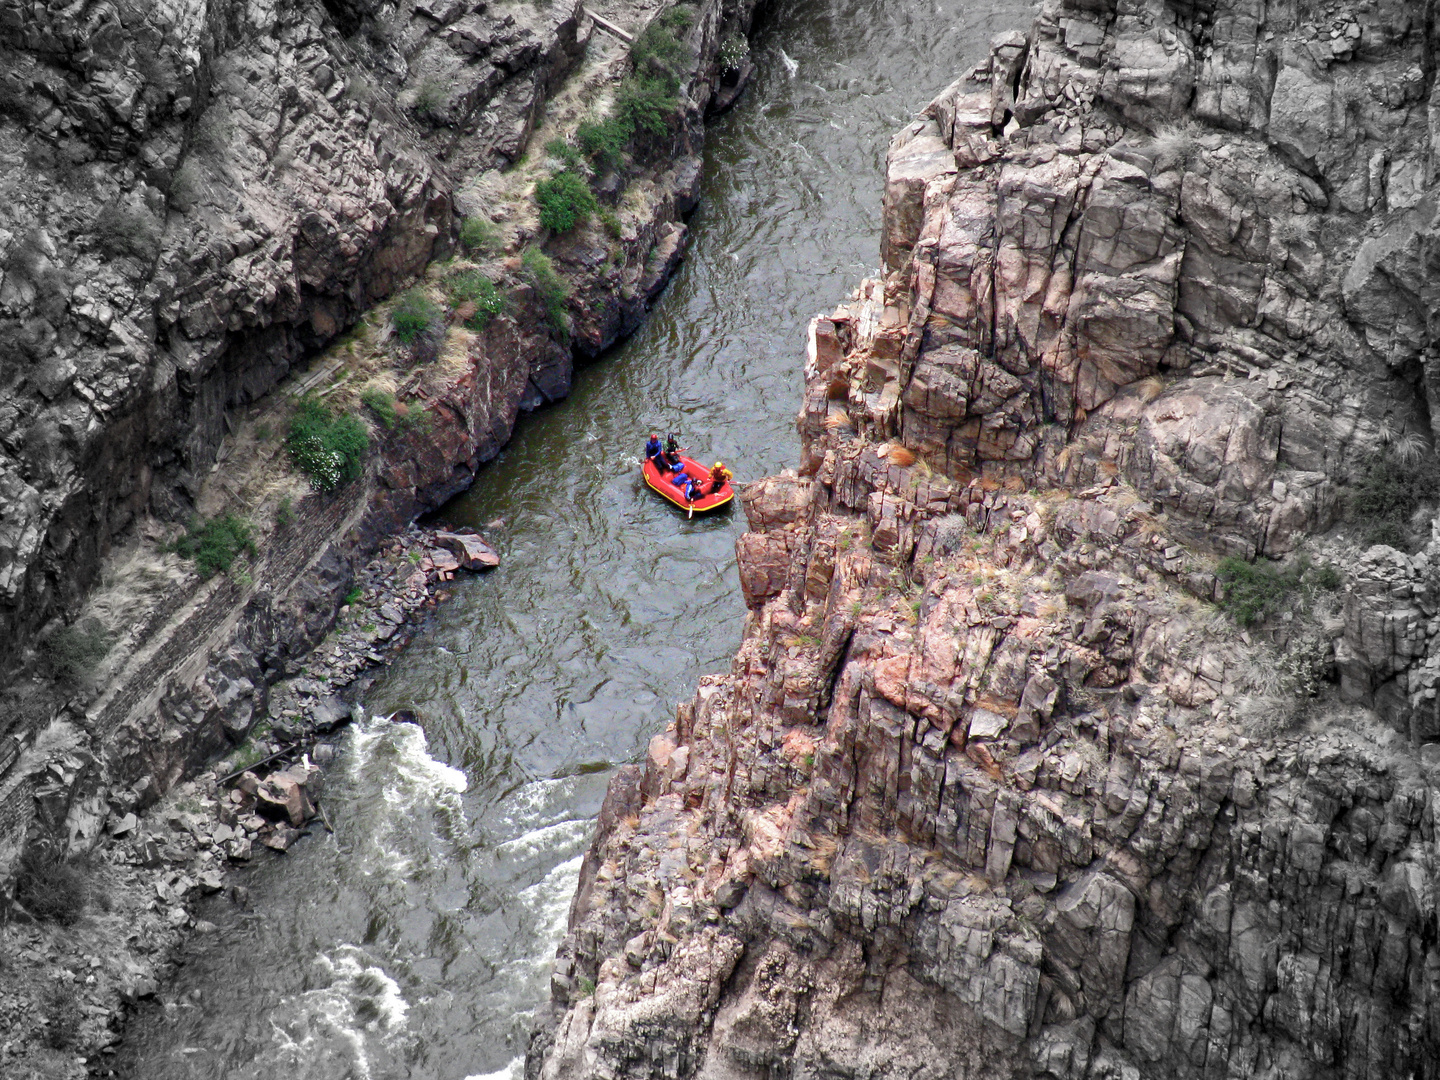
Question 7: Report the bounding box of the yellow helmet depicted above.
[714,461,724,469]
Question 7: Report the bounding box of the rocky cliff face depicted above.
[0,0,589,687]
[1,0,757,806]
[533,2,1440,1077]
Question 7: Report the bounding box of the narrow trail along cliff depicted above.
[534,1,1440,1078]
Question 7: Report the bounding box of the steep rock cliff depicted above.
[1,0,756,811]
[0,0,584,673]
[534,2,1440,1077]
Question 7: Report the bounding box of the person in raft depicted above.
[664,432,686,470]
[707,461,732,494]
[672,469,701,503]
[645,432,665,470]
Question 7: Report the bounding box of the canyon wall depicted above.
[0,0,759,869]
[533,1,1440,1077]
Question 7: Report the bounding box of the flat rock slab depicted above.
[433,531,501,569]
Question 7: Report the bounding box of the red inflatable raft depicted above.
[642,455,734,514]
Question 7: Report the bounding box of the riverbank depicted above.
[2,1,763,1073]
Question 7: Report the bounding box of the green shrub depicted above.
[632,7,693,82]
[15,849,88,925]
[520,247,571,335]
[599,209,622,240]
[571,8,690,170]
[449,270,507,329]
[413,76,448,121]
[1349,446,1440,550]
[391,288,443,344]
[276,495,294,528]
[174,513,256,578]
[535,171,598,233]
[577,116,631,168]
[1216,555,1307,628]
[287,398,369,491]
[43,984,83,1049]
[615,74,680,137]
[1314,563,1343,591]
[460,216,500,253]
[94,202,161,261]
[360,386,398,429]
[41,619,111,683]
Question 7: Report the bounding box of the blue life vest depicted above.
[645,437,662,459]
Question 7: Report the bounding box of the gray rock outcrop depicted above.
[0,0,587,685]
[533,2,1440,1078]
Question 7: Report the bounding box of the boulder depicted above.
[254,765,317,827]
[433,531,501,569]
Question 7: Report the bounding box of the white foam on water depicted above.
[497,775,576,829]
[779,47,799,76]
[346,713,470,874]
[259,945,412,1080]
[494,818,593,864]
[463,1058,523,1080]
[350,712,468,806]
[516,854,585,963]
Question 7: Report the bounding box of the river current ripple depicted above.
[115,2,1033,1076]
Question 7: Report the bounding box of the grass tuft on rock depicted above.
[43,984,83,1049]
[174,513,257,578]
[15,848,89,925]
[360,386,399,428]
[460,216,500,254]
[520,247,571,335]
[448,269,508,331]
[41,618,112,683]
[391,288,443,345]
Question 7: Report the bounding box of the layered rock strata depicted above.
[535,2,1440,1077]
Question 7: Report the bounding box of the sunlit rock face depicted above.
[532,3,1440,1078]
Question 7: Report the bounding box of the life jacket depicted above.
[645,438,662,459]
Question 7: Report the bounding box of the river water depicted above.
[115,2,1030,1077]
